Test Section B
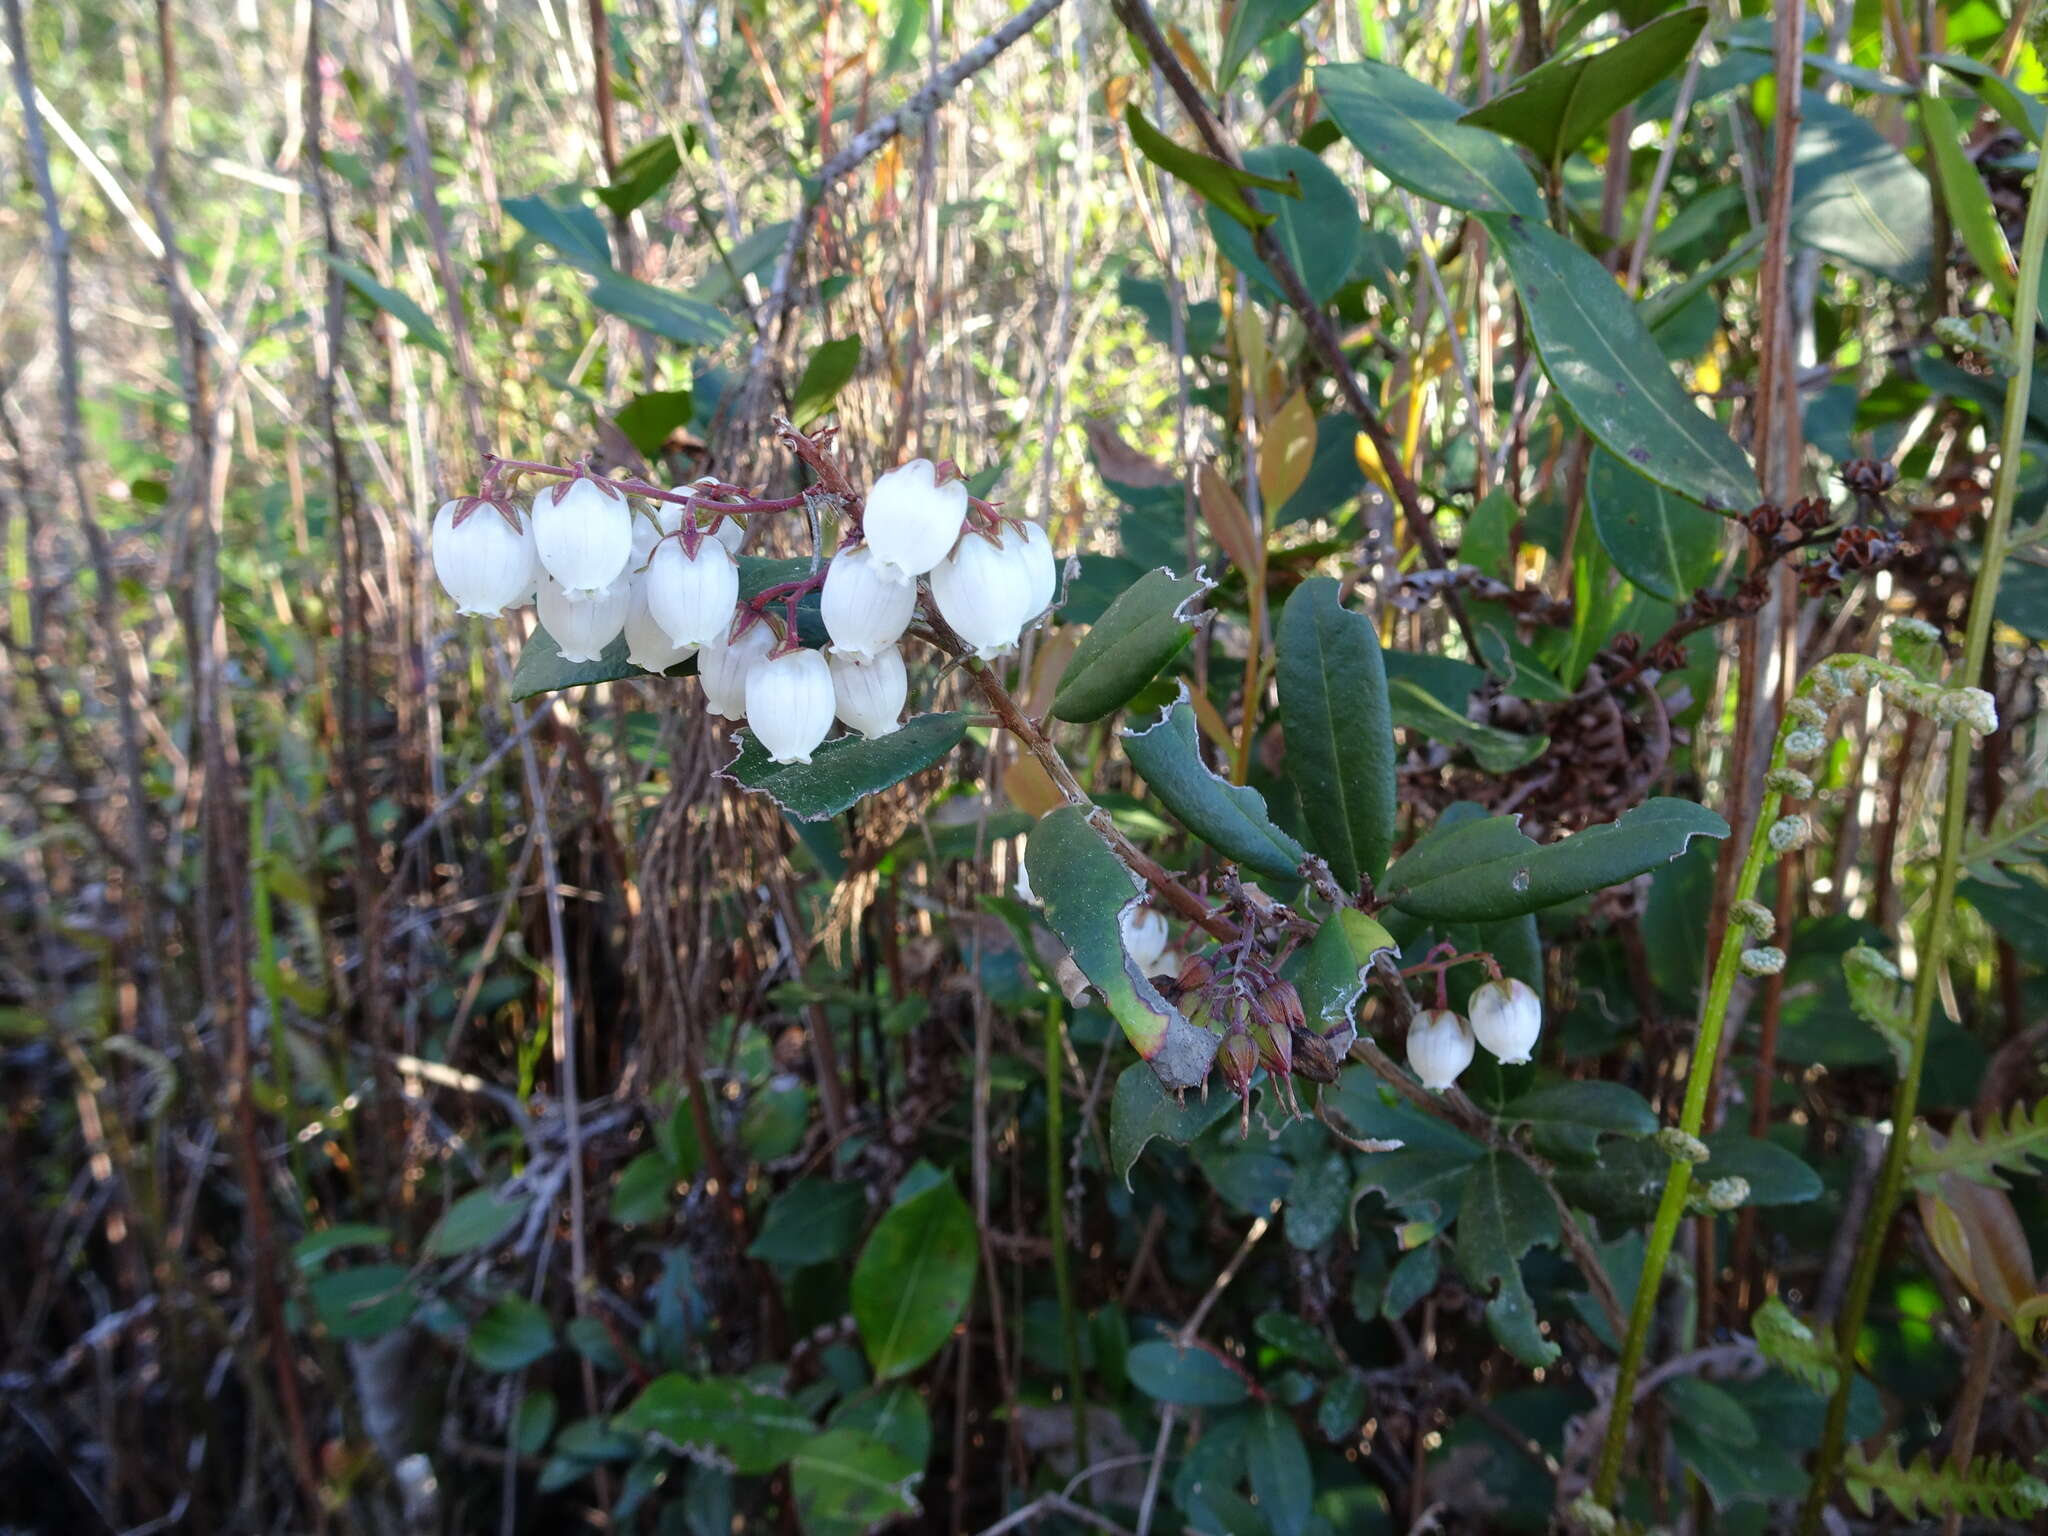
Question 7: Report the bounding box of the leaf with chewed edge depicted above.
[1455,1151,1561,1367]
[722,713,967,821]
[1109,1061,1240,1187]
[1053,567,1211,723]
[1283,908,1398,1050]
[1122,685,1308,881]
[615,1374,815,1473]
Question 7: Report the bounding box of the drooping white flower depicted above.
[1467,977,1542,1065]
[532,476,633,597]
[1120,905,1170,972]
[431,499,536,616]
[667,479,747,555]
[745,646,836,764]
[862,459,967,581]
[1407,1008,1475,1091]
[645,534,741,649]
[1013,519,1058,619]
[829,644,907,738]
[697,615,775,719]
[821,544,917,658]
[536,572,631,663]
[623,578,697,673]
[930,528,1033,659]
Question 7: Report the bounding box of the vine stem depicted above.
[1794,108,2048,1533]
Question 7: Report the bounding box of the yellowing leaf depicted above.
[1260,390,1317,511]
[1198,461,1261,575]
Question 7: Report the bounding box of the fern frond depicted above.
[1907,1098,2048,1191]
[1961,784,2048,887]
[1843,1443,2048,1521]
[1751,1296,1840,1395]
[1841,946,1911,1072]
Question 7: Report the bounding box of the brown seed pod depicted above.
[1291,1027,1341,1084]
[1217,1031,1258,1098]
[1839,459,1898,496]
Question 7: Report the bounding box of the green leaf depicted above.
[722,712,968,821]
[1028,808,1220,1089]
[322,255,452,357]
[599,133,682,217]
[307,1263,415,1340]
[1662,1375,1759,1449]
[1921,92,2016,307]
[467,1296,555,1372]
[1245,1403,1313,1536]
[1316,60,1543,220]
[1125,1338,1251,1406]
[503,193,612,270]
[1108,1061,1240,1186]
[1123,102,1298,230]
[586,269,734,346]
[1460,7,1707,168]
[1253,1312,1340,1370]
[1122,686,1308,880]
[1927,54,2047,140]
[828,1385,932,1467]
[1379,797,1729,922]
[1217,0,1314,88]
[851,1176,977,1380]
[512,625,650,697]
[1587,446,1726,602]
[1052,566,1209,723]
[515,1391,559,1456]
[1386,675,1549,774]
[1318,1371,1369,1441]
[1752,1296,1841,1395]
[1906,1098,2048,1192]
[1453,1151,1560,1367]
[1285,1149,1351,1252]
[1283,908,1398,1038]
[790,337,862,424]
[614,389,695,458]
[292,1224,392,1268]
[1498,1081,1658,1161]
[422,1186,533,1258]
[1792,94,1933,285]
[615,1375,816,1473]
[1702,1133,1821,1206]
[748,1180,870,1266]
[1276,576,1397,894]
[791,1429,921,1536]
[1844,1444,2048,1523]
[611,1151,676,1225]
[1207,145,1361,306]
[1486,213,1756,514]
[1381,1244,1441,1318]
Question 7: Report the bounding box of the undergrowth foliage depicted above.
[10,1,2048,1533]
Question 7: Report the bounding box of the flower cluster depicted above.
[430,454,1060,767]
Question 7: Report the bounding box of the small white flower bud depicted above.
[930,528,1034,659]
[532,476,633,597]
[1732,898,1775,939]
[745,646,836,764]
[1406,1008,1475,1092]
[1703,1176,1750,1210]
[1656,1128,1709,1163]
[828,645,907,739]
[1467,977,1542,1065]
[1768,815,1809,852]
[1783,728,1826,762]
[623,577,696,673]
[696,615,774,719]
[862,459,967,580]
[535,572,631,663]
[431,499,537,617]
[1120,905,1171,971]
[1766,767,1814,797]
[821,544,917,658]
[1014,519,1059,619]
[645,535,741,649]
[1740,946,1786,977]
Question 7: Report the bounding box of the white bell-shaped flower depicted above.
[667,480,747,554]
[822,544,917,658]
[431,499,536,616]
[532,476,633,597]
[862,459,967,580]
[1406,1008,1475,1091]
[930,528,1033,659]
[1468,977,1543,1065]
[696,614,773,719]
[1014,519,1058,619]
[746,646,836,764]
[536,572,631,663]
[645,534,741,649]
[623,578,697,673]
[1120,905,1171,972]
[829,645,907,738]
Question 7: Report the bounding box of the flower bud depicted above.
[1255,978,1306,1036]
[745,646,836,764]
[862,459,967,580]
[1120,905,1170,972]
[432,498,537,616]
[623,578,697,673]
[533,476,633,597]
[1015,519,1059,618]
[1176,952,1214,992]
[829,644,907,739]
[821,543,917,658]
[930,528,1033,659]
[645,534,741,649]
[697,615,775,719]
[1406,1008,1474,1091]
[1217,1032,1258,1098]
[1467,977,1542,1065]
[536,572,630,663]
[1250,1016,1293,1078]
